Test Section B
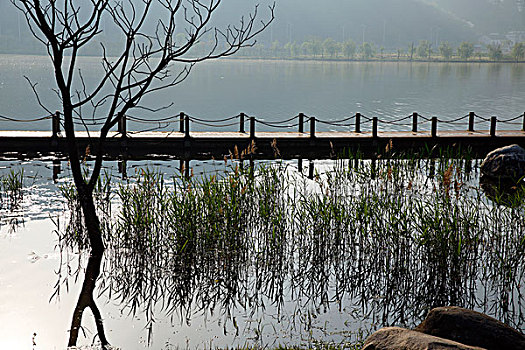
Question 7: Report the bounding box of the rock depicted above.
[362,327,485,350]
[415,306,525,350]
[480,144,525,181]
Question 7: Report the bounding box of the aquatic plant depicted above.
[55,155,525,347]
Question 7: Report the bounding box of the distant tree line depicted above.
[238,37,525,62]
[2,32,524,63]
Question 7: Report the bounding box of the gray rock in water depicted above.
[480,144,525,180]
[363,327,485,350]
[415,306,525,350]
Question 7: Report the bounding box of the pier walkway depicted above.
[0,112,524,160]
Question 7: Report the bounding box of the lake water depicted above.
[1,56,525,349]
[1,55,525,132]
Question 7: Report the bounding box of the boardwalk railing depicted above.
[0,111,524,160]
[91,111,525,138]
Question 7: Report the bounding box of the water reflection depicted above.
[456,64,472,80]
[511,64,524,82]
[480,174,525,207]
[439,64,452,79]
[68,252,108,347]
[55,159,525,347]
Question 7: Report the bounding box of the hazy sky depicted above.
[1,0,524,53]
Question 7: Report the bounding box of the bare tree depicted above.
[13,0,274,255]
[13,1,273,346]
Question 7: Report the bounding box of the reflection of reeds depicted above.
[56,156,525,346]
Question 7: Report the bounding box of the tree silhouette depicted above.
[13,0,274,255]
[13,0,273,346]
[511,42,525,62]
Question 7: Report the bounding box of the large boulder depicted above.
[415,306,525,350]
[480,144,525,181]
[362,327,484,350]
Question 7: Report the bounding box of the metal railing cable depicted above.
[256,119,300,129]
[0,114,52,122]
[2,111,525,133]
[186,114,240,123]
[498,114,524,125]
[253,115,299,125]
[378,114,413,126]
[437,114,470,125]
[316,115,355,126]
[416,113,432,122]
[127,114,180,123]
[189,118,239,128]
[474,113,491,122]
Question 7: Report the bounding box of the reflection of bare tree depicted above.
[68,252,108,347]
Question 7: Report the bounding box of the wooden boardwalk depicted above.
[0,128,524,160]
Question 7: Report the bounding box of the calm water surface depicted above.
[1,55,525,131]
[1,56,525,349]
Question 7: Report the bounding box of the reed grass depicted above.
[0,168,24,210]
[56,155,525,347]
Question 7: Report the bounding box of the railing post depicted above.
[522,112,525,131]
[431,117,438,138]
[250,117,255,139]
[52,111,60,138]
[468,111,475,132]
[239,113,245,133]
[118,112,127,138]
[490,116,497,137]
[412,112,418,133]
[372,117,378,138]
[355,113,361,133]
[310,117,316,138]
[185,114,190,138]
[179,112,185,133]
[299,113,305,133]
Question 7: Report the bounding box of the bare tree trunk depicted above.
[78,185,105,254]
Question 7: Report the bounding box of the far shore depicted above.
[1,51,524,65]
[223,55,525,65]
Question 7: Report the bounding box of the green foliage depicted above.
[57,156,525,346]
[417,40,432,59]
[323,38,338,58]
[342,40,356,58]
[439,41,454,59]
[457,41,474,60]
[0,168,24,211]
[511,42,525,62]
[487,44,503,61]
[359,42,375,59]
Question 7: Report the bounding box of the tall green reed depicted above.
[56,155,525,344]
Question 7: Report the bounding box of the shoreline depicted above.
[1,52,524,64]
[222,55,525,65]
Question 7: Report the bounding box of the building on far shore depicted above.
[478,31,525,53]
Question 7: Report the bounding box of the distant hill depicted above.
[423,0,525,34]
[260,0,478,48]
[1,0,523,55]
